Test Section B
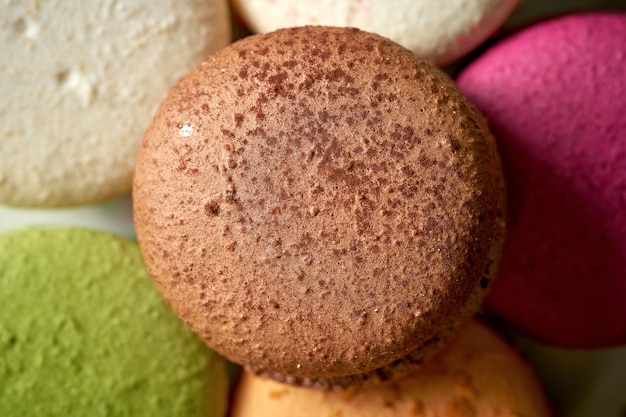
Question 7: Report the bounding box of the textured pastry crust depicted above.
[0,228,228,416]
[458,12,626,349]
[230,319,552,417]
[134,26,504,384]
[260,111,506,389]
[259,236,505,389]
[0,0,230,207]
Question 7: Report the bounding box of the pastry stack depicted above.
[1,1,624,416]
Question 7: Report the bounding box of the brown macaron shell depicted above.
[262,240,504,389]
[230,319,552,417]
[134,27,503,383]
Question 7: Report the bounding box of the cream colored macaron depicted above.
[230,0,519,65]
[230,319,552,417]
[0,0,230,207]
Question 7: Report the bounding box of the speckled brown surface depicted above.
[230,319,552,417]
[260,251,504,388]
[133,26,503,384]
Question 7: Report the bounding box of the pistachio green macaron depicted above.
[0,227,228,416]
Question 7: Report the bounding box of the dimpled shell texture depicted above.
[230,319,552,417]
[230,0,519,65]
[0,0,230,207]
[0,228,228,416]
[134,26,503,382]
[457,12,626,348]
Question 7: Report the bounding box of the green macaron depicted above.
[0,227,228,416]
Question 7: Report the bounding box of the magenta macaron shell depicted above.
[457,12,626,348]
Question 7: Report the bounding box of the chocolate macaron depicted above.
[133,26,505,387]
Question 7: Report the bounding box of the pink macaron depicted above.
[457,12,626,349]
